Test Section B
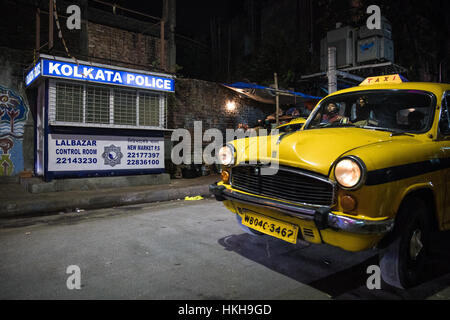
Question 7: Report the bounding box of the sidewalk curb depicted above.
[0,183,212,218]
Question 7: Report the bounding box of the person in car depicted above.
[408,110,425,131]
[323,102,345,124]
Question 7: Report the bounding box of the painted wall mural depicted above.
[0,86,29,176]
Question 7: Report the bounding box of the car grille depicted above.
[231,165,335,207]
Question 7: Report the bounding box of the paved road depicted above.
[0,199,449,300]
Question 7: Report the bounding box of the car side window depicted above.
[440,94,450,136]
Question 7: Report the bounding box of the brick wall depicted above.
[169,78,274,133]
[166,78,275,175]
[87,22,164,71]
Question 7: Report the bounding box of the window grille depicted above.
[114,88,137,126]
[49,79,167,129]
[55,82,83,123]
[86,85,110,124]
[139,92,160,127]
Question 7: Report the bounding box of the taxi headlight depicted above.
[334,157,366,189]
[218,144,235,166]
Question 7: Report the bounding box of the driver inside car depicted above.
[322,102,348,124]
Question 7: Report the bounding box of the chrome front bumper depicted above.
[210,183,394,235]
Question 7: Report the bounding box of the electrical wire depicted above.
[52,0,79,65]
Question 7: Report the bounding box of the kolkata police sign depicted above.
[26,58,174,92]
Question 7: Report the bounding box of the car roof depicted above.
[327,82,450,100]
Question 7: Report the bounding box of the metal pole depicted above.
[49,0,54,50]
[168,0,176,73]
[327,47,337,94]
[310,0,314,53]
[36,8,41,54]
[274,72,279,126]
[160,20,166,70]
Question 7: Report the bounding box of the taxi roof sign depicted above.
[360,74,408,86]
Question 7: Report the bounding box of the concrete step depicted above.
[0,175,219,218]
[25,173,171,194]
[0,176,20,184]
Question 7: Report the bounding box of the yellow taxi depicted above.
[210,75,450,289]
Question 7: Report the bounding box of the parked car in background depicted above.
[276,117,306,133]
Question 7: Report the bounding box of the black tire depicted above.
[235,214,264,236]
[379,197,430,289]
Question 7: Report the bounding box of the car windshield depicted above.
[306,90,436,134]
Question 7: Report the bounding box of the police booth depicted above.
[25,54,174,181]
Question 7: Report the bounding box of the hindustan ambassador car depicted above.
[210,75,450,289]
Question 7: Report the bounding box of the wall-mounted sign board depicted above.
[46,133,164,178]
[26,57,175,93]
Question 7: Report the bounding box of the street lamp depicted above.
[226,101,236,112]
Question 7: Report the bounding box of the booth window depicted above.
[86,85,110,124]
[55,82,83,123]
[114,89,137,126]
[49,79,167,129]
[139,92,160,127]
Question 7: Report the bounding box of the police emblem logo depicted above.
[102,145,123,167]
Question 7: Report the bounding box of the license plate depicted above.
[239,209,299,244]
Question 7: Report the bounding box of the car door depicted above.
[439,92,450,227]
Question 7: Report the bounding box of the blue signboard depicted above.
[25,58,175,92]
[25,62,41,86]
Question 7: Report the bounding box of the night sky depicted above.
[87,0,449,83]
[93,0,232,38]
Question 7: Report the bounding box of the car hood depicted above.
[233,127,399,176]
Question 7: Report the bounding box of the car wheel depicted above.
[235,214,264,236]
[379,197,430,289]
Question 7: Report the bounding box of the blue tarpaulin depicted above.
[223,82,322,104]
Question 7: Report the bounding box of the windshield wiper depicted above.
[389,130,414,137]
[316,122,356,128]
[360,126,414,137]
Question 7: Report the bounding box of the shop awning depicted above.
[223,82,322,105]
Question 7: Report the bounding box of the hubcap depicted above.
[409,229,423,260]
